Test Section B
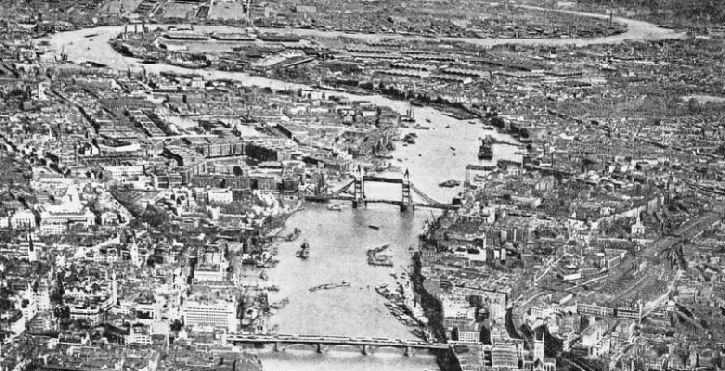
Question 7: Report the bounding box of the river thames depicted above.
[42,16,679,370]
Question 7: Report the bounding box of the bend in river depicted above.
[40,12,684,371]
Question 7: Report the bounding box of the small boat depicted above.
[376,286,391,297]
[327,204,343,211]
[368,225,380,230]
[296,241,310,258]
[469,121,477,125]
[445,125,451,128]
[259,270,269,281]
[439,179,461,188]
[450,147,456,151]
[285,228,301,242]
[270,297,290,309]
[310,281,350,292]
[425,119,431,123]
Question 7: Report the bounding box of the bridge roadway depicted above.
[321,195,458,210]
[225,334,449,356]
[363,175,404,184]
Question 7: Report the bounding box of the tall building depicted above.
[130,237,142,268]
[534,332,545,362]
[523,331,556,371]
[27,232,37,262]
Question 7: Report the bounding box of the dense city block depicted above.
[1,1,725,371]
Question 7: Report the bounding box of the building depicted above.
[578,303,614,317]
[491,340,523,368]
[523,332,556,371]
[125,323,153,345]
[207,189,234,204]
[68,304,104,325]
[37,185,95,234]
[11,210,36,229]
[103,165,145,181]
[180,298,237,333]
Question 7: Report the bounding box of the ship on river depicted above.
[367,244,394,267]
[270,297,289,309]
[296,241,310,259]
[309,281,351,292]
[479,135,495,160]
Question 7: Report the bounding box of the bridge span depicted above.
[307,169,459,212]
[225,334,449,356]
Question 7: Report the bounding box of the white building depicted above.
[207,189,234,204]
[103,165,145,181]
[34,284,52,311]
[125,323,153,345]
[68,304,104,324]
[38,185,95,234]
[193,266,226,282]
[181,298,237,333]
[11,210,36,229]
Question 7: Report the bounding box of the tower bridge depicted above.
[225,334,449,357]
[310,169,459,212]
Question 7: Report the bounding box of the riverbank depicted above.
[38,11,691,370]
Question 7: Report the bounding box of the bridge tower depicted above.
[353,166,365,209]
[401,169,413,213]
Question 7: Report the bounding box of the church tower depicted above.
[130,235,141,268]
[27,231,37,262]
[534,331,545,362]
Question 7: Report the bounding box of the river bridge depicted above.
[225,334,449,356]
[308,169,459,212]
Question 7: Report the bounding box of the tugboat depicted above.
[478,135,494,160]
[296,241,310,259]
